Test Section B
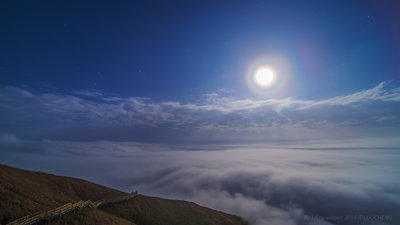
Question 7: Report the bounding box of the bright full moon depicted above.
[254,67,275,87]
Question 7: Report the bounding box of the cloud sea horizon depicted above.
[2,1,400,225]
[1,81,399,225]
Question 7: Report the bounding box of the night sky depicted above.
[1,1,400,100]
[1,1,400,225]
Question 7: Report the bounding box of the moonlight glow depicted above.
[253,66,276,88]
[246,57,290,96]
[255,68,275,86]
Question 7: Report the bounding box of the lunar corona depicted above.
[253,66,276,88]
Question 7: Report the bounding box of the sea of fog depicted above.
[1,141,399,225]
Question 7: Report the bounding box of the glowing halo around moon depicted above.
[246,56,290,96]
[254,66,276,87]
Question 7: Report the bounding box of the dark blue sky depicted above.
[1,0,400,145]
[1,2,400,223]
[1,0,399,101]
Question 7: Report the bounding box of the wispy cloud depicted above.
[1,82,399,225]
[300,81,400,109]
[0,81,399,144]
[73,89,105,97]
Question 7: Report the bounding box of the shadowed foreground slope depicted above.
[0,164,124,224]
[102,195,246,225]
[0,164,248,225]
[40,208,136,225]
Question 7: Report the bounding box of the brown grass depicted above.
[0,164,123,224]
[41,208,136,225]
[102,195,248,225]
[0,164,248,225]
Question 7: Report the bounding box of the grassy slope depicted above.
[41,208,136,225]
[0,164,124,224]
[0,164,248,225]
[102,195,248,225]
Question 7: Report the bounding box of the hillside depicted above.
[0,164,124,224]
[40,208,136,225]
[102,195,246,225]
[0,164,248,225]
